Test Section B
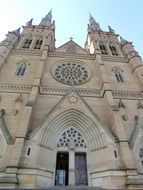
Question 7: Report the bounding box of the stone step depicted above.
[47,186,107,190]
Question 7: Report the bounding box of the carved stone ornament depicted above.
[118,99,125,108]
[134,115,139,121]
[57,127,86,148]
[68,138,75,150]
[0,109,5,117]
[15,94,23,103]
[12,109,19,116]
[52,60,91,85]
[137,100,143,109]
[122,114,128,121]
[68,95,78,103]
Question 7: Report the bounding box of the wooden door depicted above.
[75,153,88,185]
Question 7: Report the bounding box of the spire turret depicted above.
[108,26,115,33]
[120,36,131,45]
[88,13,102,32]
[8,27,21,37]
[39,9,53,27]
[26,18,33,26]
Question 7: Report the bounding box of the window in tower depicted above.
[22,38,32,49]
[112,67,124,83]
[15,61,30,77]
[33,38,43,50]
[109,44,118,56]
[99,44,108,55]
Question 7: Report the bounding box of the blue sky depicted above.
[0,0,142,57]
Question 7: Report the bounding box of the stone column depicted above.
[68,139,75,185]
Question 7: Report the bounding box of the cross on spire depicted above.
[69,37,73,41]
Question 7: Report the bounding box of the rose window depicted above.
[57,128,86,148]
[52,61,91,85]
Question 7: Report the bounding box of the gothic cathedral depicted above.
[0,10,143,189]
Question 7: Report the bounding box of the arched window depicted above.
[57,127,86,148]
[112,67,124,82]
[33,38,43,49]
[15,61,29,76]
[99,44,108,55]
[109,44,118,56]
[22,38,32,49]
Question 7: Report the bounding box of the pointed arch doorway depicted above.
[40,109,114,187]
[55,151,88,186]
[55,127,88,186]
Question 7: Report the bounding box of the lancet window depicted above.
[109,44,118,56]
[16,61,29,76]
[99,44,108,55]
[22,38,32,49]
[33,38,43,49]
[112,67,124,82]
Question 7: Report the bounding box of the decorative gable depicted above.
[55,40,88,54]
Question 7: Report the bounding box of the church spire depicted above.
[8,27,21,37]
[26,18,33,26]
[39,9,52,26]
[120,36,130,45]
[88,13,102,32]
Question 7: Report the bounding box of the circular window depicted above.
[52,60,91,85]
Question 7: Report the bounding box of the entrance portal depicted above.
[55,152,87,186]
[55,152,69,186]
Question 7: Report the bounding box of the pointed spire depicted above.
[9,27,21,37]
[26,18,33,26]
[120,36,130,45]
[88,13,102,32]
[39,9,52,26]
[108,26,115,33]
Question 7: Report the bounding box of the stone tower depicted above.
[0,11,143,189]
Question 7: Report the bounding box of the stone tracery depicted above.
[57,128,86,148]
[52,61,90,85]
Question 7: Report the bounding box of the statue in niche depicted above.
[137,100,143,109]
[68,138,75,150]
[118,99,125,108]
[0,109,5,118]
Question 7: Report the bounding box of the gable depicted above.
[55,40,88,54]
[29,87,117,145]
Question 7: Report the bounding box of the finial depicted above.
[69,37,73,41]
[26,18,33,26]
[88,13,102,32]
[8,27,21,37]
[39,9,52,26]
[120,36,128,45]
[108,26,115,33]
